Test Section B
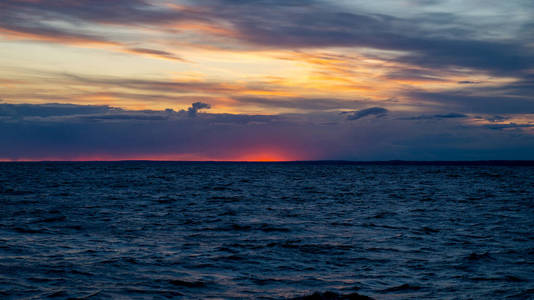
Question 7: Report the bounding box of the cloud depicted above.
[485,123,534,130]
[187,102,211,117]
[1,0,532,77]
[0,70,398,113]
[0,25,120,47]
[62,74,247,94]
[384,68,447,82]
[0,0,189,27]
[234,97,368,111]
[346,107,388,120]
[1,103,533,161]
[433,113,468,119]
[458,81,481,85]
[0,103,119,118]
[408,90,534,114]
[0,0,203,59]
[122,48,185,61]
[402,113,468,120]
[486,115,510,122]
[203,1,534,75]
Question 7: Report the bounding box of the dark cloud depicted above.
[434,113,468,118]
[394,38,533,76]
[347,107,388,120]
[486,123,534,130]
[402,113,468,120]
[0,0,196,26]
[78,114,169,122]
[1,103,533,161]
[458,81,481,85]
[0,23,120,46]
[125,48,184,61]
[0,103,119,118]
[205,1,534,75]
[491,77,534,97]
[408,90,534,114]
[187,102,211,117]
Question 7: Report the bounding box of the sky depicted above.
[0,0,533,161]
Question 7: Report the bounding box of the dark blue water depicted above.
[0,162,533,299]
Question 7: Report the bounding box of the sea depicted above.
[0,162,533,299]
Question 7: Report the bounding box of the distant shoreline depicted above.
[2,160,534,166]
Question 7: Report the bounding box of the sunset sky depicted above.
[1,0,533,161]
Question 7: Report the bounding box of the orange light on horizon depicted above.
[0,148,308,162]
[231,151,295,162]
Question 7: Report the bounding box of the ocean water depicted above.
[0,162,533,299]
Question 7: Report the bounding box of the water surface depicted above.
[0,162,533,299]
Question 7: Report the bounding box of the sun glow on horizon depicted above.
[231,151,297,162]
[0,148,306,162]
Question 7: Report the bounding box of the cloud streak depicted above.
[122,48,185,61]
[347,107,388,120]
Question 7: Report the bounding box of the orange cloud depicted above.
[0,27,120,47]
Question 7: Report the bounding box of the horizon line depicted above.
[1,159,534,165]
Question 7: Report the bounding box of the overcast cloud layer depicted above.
[1,103,533,161]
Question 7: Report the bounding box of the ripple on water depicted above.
[0,162,532,299]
